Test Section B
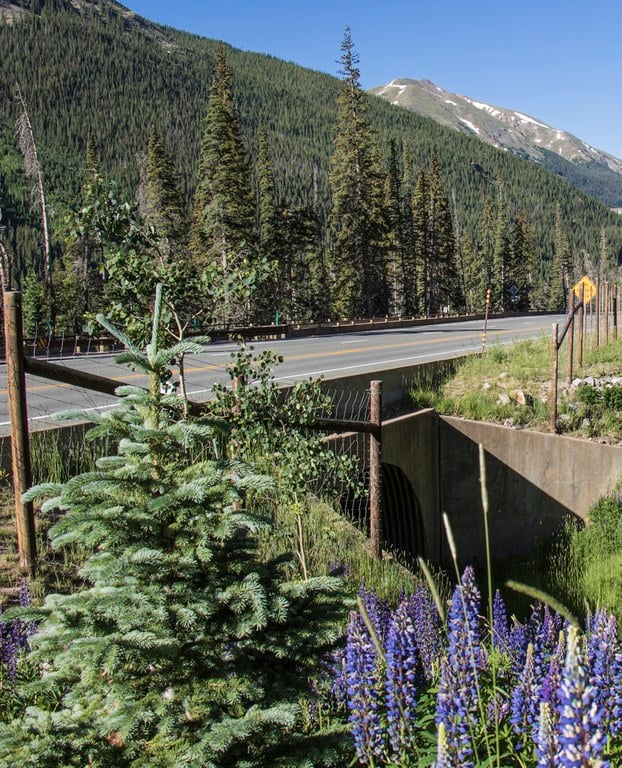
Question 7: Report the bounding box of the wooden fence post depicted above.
[595,278,600,350]
[605,282,610,346]
[369,380,382,558]
[577,283,584,368]
[3,291,36,576]
[614,291,618,341]
[566,288,574,386]
[550,323,559,434]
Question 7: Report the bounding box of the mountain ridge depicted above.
[371,78,622,207]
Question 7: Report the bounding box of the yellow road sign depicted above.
[573,276,596,302]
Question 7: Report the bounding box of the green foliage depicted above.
[1,5,622,324]
[536,492,622,619]
[210,342,360,504]
[21,271,50,337]
[586,494,622,556]
[190,46,259,324]
[329,28,388,319]
[0,299,349,767]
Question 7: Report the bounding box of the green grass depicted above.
[411,333,622,439]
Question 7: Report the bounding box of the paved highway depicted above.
[0,313,565,433]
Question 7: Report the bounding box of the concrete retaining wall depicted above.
[438,417,622,566]
[380,410,622,567]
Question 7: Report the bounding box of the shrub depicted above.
[0,292,349,767]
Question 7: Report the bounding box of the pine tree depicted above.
[0,291,347,767]
[412,168,428,315]
[399,145,417,315]
[384,139,404,315]
[145,129,186,252]
[459,229,481,313]
[548,203,572,311]
[329,27,387,319]
[254,120,280,322]
[427,156,460,314]
[492,193,510,310]
[275,205,323,322]
[508,210,535,311]
[190,45,256,323]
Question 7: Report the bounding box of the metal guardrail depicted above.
[0,309,541,360]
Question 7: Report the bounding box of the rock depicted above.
[513,389,527,405]
[585,376,595,386]
[497,392,511,405]
[482,382,491,390]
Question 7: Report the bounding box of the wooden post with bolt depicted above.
[566,288,575,386]
[482,286,492,352]
[550,323,559,434]
[595,278,600,350]
[369,380,382,558]
[605,282,610,346]
[3,291,36,576]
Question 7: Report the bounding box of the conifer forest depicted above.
[2,2,622,767]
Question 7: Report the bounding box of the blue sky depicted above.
[126,1,622,158]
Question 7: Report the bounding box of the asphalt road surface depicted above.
[0,313,565,434]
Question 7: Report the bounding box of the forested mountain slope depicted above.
[0,0,621,304]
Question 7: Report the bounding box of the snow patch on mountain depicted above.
[458,117,480,135]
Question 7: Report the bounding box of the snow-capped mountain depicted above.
[371,78,622,206]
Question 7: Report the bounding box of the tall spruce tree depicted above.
[412,168,428,315]
[383,139,417,316]
[254,120,280,322]
[399,145,417,315]
[427,155,460,314]
[0,291,347,767]
[476,196,496,307]
[548,203,572,311]
[145,129,186,252]
[329,28,387,319]
[492,193,510,310]
[508,210,535,310]
[459,229,481,313]
[191,45,256,323]
[384,140,404,315]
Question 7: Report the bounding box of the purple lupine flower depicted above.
[410,583,443,682]
[508,618,529,679]
[541,652,563,709]
[358,585,390,645]
[345,610,385,763]
[1,618,20,684]
[588,608,620,738]
[536,701,557,767]
[19,579,31,607]
[510,642,537,749]
[491,589,511,654]
[385,596,419,759]
[435,567,482,768]
[556,625,609,768]
[318,647,347,712]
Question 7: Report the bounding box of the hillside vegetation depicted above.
[0,0,621,309]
